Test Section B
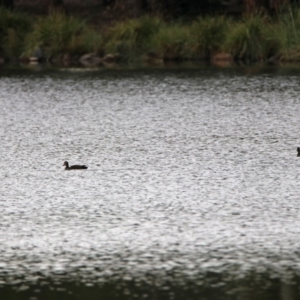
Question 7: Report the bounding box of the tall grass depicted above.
[223,14,276,62]
[104,16,162,60]
[275,6,300,60]
[150,22,191,60]
[24,10,102,59]
[103,14,271,62]
[2,6,300,63]
[0,7,32,58]
[188,16,231,58]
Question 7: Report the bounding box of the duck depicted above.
[63,161,88,170]
[298,147,300,157]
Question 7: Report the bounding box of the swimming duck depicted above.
[298,147,300,157]
[63,161,88,170]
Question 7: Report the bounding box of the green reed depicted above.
[104,16,162,60]
[1,6,300,63]
[24,10,102,59]
[188,16,230,58]
[223,14,274,62]
[274,6,300,61]
[0,7,32,58]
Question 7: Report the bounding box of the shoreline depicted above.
[2,7,300,65]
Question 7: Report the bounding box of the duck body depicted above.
[298,147,300,157]
[63,161,88,170]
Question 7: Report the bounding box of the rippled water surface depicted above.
[1,67,300,299]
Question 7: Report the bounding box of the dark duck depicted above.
[63,161,88,170]
[298,147,300,157]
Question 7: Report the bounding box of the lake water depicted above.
[1,65,300,299]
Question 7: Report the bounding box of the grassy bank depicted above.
[1,6,300,65]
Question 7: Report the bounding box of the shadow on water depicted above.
[3,61,300,77]
[1,272,299,300]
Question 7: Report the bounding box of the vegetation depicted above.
[103,16,162,61]
[275,6,300,61]
[24,10,102,59]
[189,16,230,58]
[223,14,276,62]
[0,7,31,58]
[2,5,300,64]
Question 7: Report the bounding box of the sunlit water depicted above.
[1,67,300,299]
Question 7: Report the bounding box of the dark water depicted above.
[1,66,300,299]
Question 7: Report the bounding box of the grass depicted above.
[0,7,32,58]
[274,6,300,61]
[188,16,231,58]
[103,16,162,61]
[24,10,102,59]
[150,23,191,60]
[2,6,300,63]
[223,14,273,62]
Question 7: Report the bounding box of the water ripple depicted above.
[0,69,300,297]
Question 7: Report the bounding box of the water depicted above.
[1,66,300,299]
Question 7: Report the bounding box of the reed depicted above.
[275,6,300,60]
[150,22,191,60]
[0,7,32,58]
[2,5,300,64]
[188,16,231,58]
[24,10,102,59]
[223,14,273,62]
[104,16,162,60]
